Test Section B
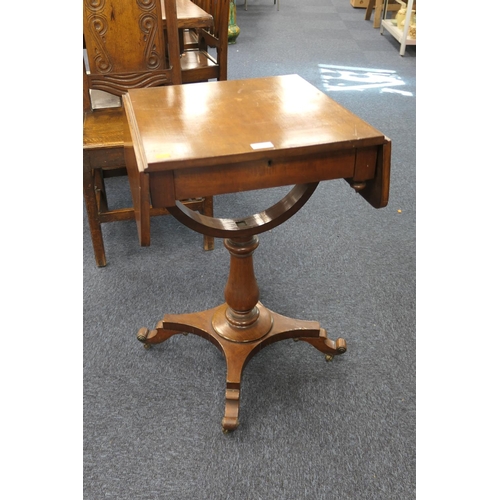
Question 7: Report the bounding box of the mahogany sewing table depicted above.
[123,74,391,432]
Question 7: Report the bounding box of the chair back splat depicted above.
[83,0,214,267]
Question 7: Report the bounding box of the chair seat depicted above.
[84,107,126,151]
[84,107,128,173]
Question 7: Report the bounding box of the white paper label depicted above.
[250,141,274,150]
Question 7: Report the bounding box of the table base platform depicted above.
[137,303,346,432]
[134,185,348,432]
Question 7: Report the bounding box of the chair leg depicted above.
[87,154,215,264]
[93,168,109,212]
[83,153,107,267]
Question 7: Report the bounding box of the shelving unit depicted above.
[380,0,416,56]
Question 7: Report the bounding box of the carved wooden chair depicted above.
[179,0,229,83]
[83,0,214,266]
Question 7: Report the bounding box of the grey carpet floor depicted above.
[83,1,416,498]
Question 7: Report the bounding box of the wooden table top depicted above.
[124,75,390,208]
[126,74,385,170]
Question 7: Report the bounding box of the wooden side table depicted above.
[124,75,391,432]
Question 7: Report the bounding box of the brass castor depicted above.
[336,338,347,354]
[222,416,239,434]
[222,425,238,434]
[137,327,149,343]
[325,354,334,362]
[137,327,151,348]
